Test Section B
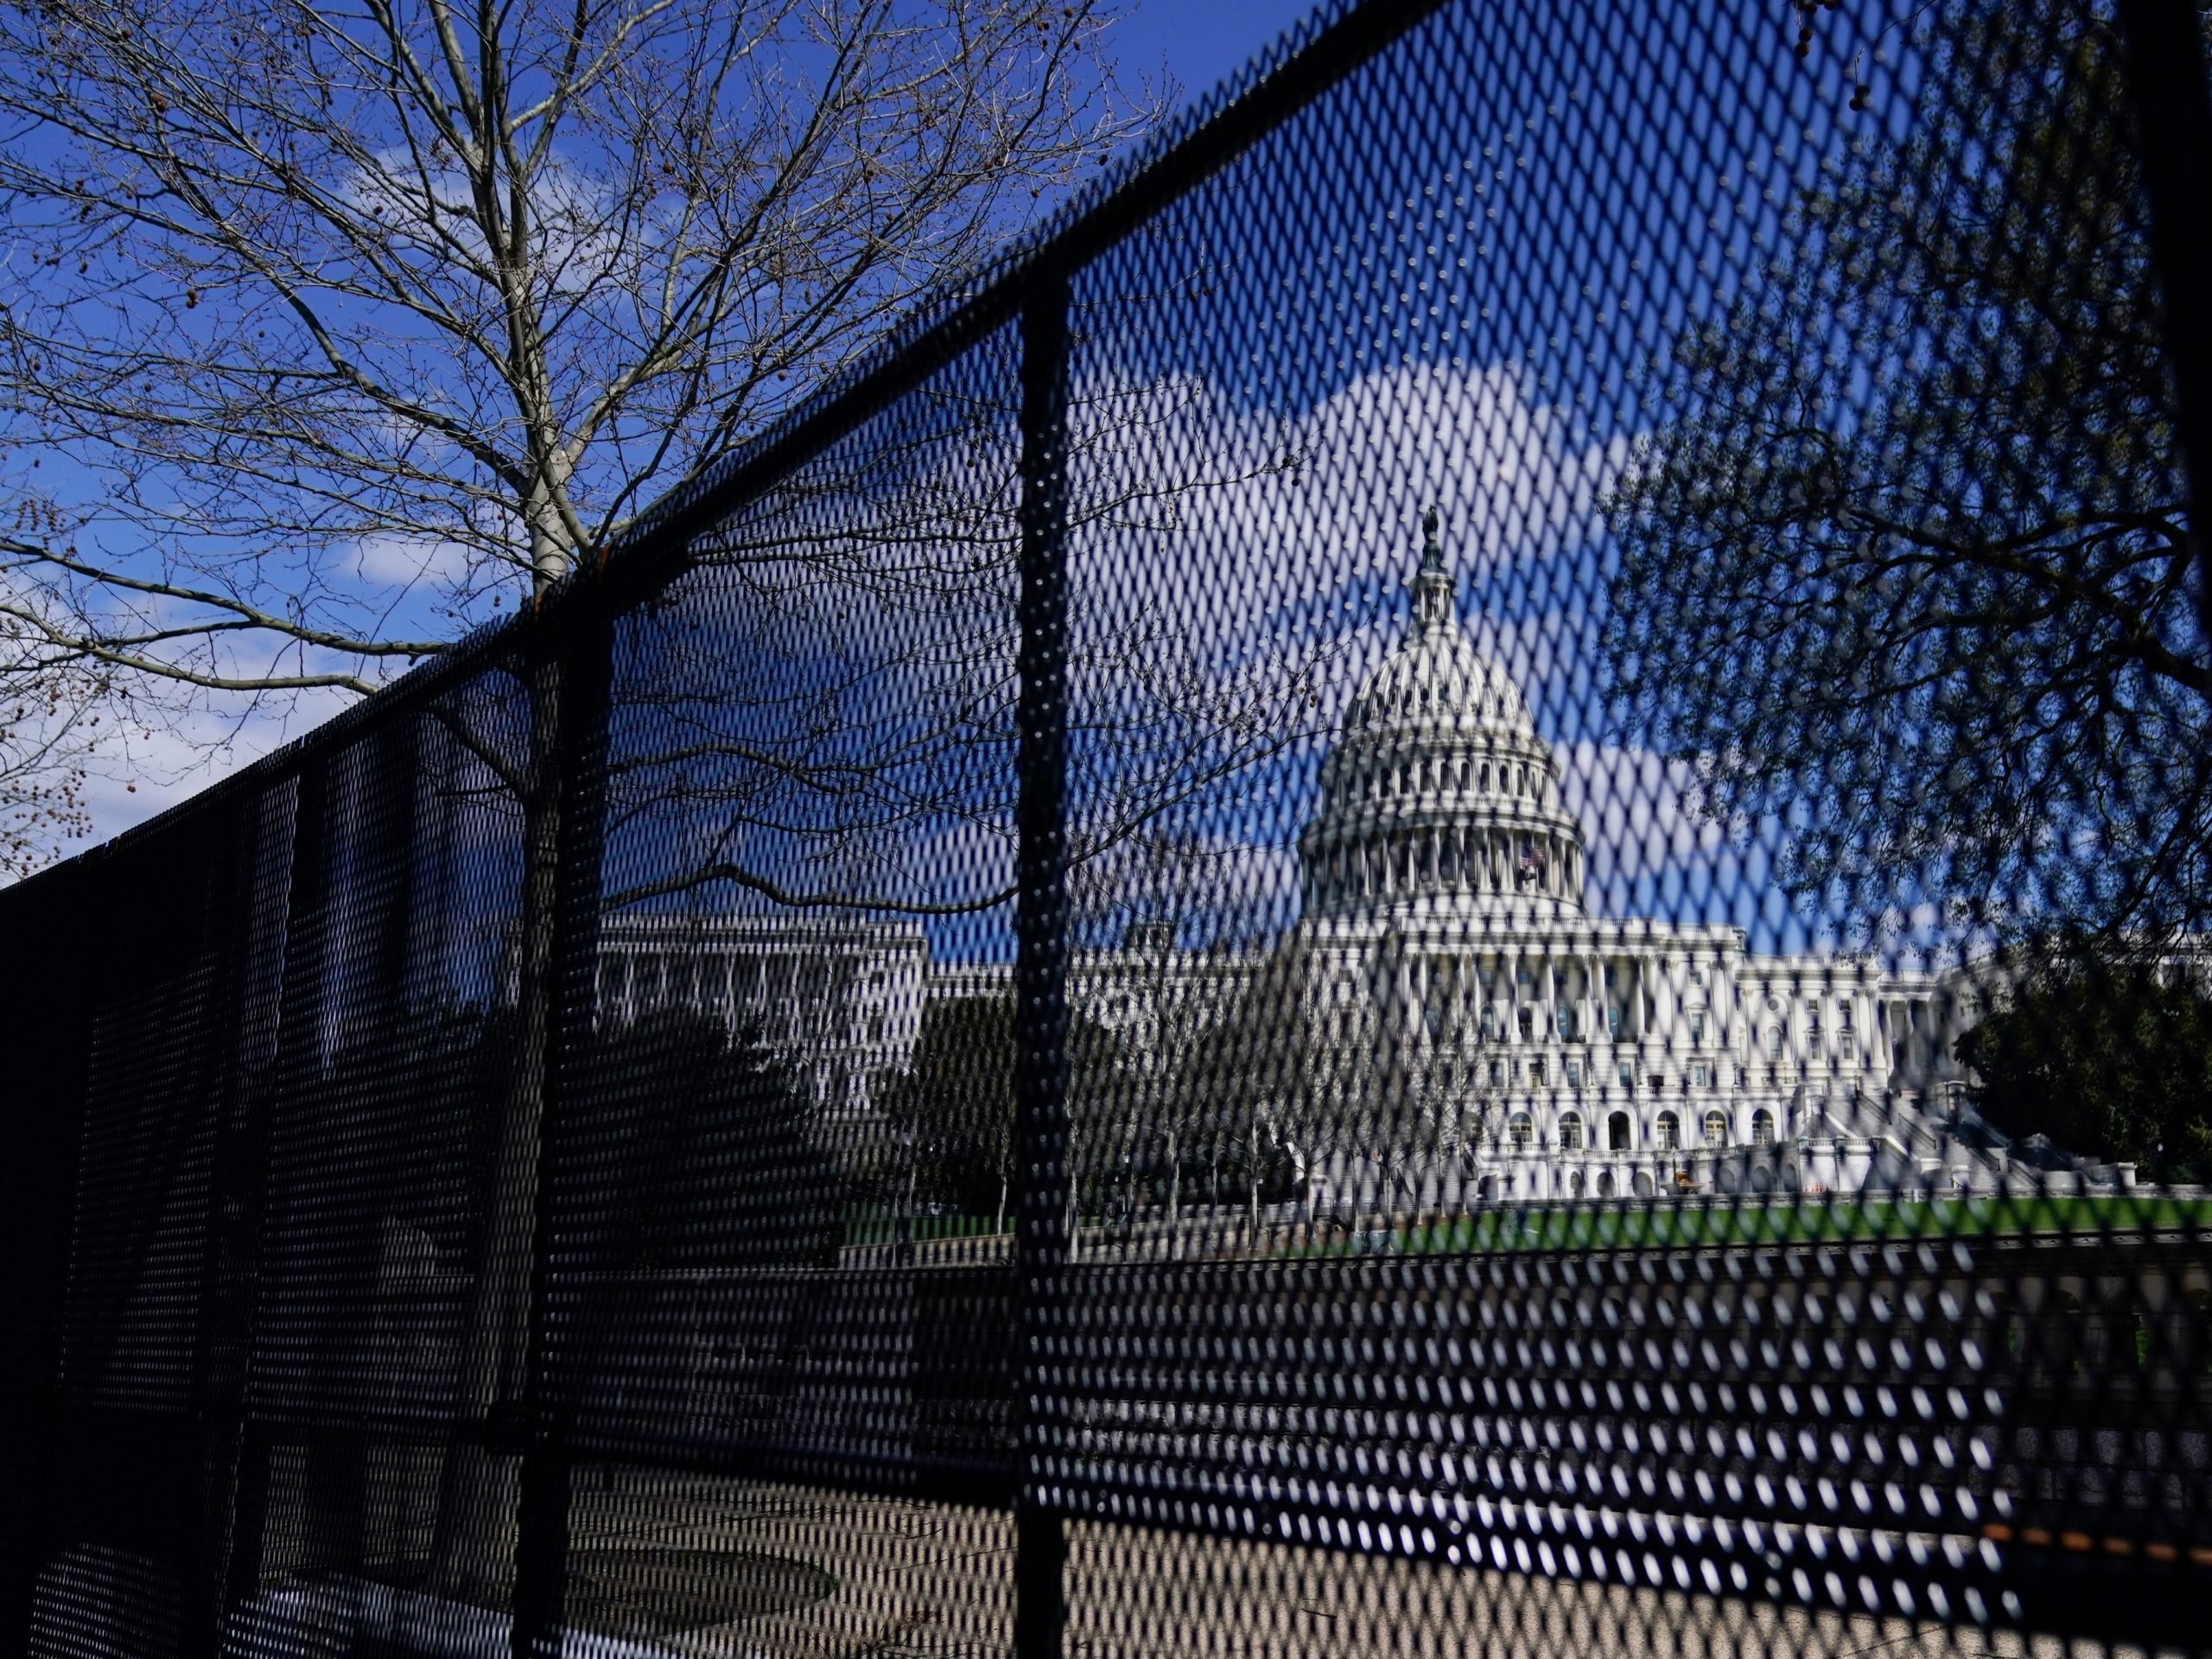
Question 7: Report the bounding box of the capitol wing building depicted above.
[597,527,2123,1209]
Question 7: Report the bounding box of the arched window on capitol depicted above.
[1558,1112,1585,1152]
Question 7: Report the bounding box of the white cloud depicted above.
[1555,741,1923,959]
[352,532,478,592]
[1558,741,1727,881]
[346,151,639,300]
[62,686,355,854]
[1065,359,1629,674]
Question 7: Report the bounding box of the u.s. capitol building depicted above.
[598,524,2101,1209]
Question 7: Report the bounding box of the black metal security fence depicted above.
[6,0,2212,1654]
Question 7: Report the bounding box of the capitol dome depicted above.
[1300,510,1586,922]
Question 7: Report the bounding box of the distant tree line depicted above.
[870,991,1301,1242]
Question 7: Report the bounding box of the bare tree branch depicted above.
[0,0,1155,856]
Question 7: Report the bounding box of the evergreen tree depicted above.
[1602,1,2208,952]
[1957,963,2212,1184]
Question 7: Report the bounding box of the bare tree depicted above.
[1157,931,1315,1249]
[1179,931,1329,1232]
[1599,0,2205,959]
[0,0,1373,1618]
[1211,936,1510,1240]
[0,604,95,874]
[1071,823,1322,1259]
[1397,1035,1504,1224]
[0,0,1148,759]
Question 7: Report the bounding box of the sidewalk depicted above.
[218,1472,2180,1659]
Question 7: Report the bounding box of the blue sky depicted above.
[1111,0,1328,121]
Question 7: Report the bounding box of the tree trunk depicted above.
[901,1142,919,1262]
[1166,1126,1180,1261]
[1247,1121,1260,1243]
[1060,1118,1081,1264]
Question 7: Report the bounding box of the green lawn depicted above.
[1309,1194,2212,1255]
[839,1195,2212,1255]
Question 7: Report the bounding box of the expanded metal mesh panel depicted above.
[1033,0,2212,1641]
[545,326,1026,1496]
[0,0,2209,1655]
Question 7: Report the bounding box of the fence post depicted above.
[2117,0,2212,652]
[1013,269,1073,1659]
[509,604,615,1659]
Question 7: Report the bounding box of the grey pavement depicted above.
[541,1476,2177,1659]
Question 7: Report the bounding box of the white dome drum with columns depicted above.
[1302,510,1586,925]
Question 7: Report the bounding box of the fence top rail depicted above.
[0,0,1450,898]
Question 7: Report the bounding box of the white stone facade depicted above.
[594,912,925,1118]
